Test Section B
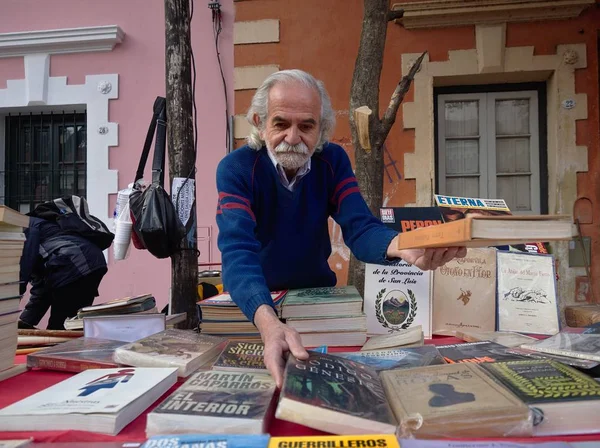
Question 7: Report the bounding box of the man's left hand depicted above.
[387,236,467,270]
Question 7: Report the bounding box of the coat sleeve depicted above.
[328,148,398,264]
[215,156,276,322]
[19,223,41,295]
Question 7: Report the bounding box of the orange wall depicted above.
[234,1,600,298]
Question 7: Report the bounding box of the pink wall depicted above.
[0,0,233,316]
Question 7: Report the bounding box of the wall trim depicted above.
[0,25,124,58]
[392,0,595,29]
[400,23,588,316]
[0,55,119,225]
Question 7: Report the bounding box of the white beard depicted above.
[267,141,311,170]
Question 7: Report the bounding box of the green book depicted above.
[281,286,363,319]
[481,359,600,436]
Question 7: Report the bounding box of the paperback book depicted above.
[455,330,538,348]
[380,363,533,438]
[280,286,363,319]
[146,370,276,436]
[0,367,178,435]
[275,352,397,435]
[142,434,270,448]
[27,337,127,372]
[212,341,267,373]
[113,329,227,377]
[269,435,400,448]
[335,345,445,371]
[360,325,424,351]
[482,360,600,436]
[496,251,560,336]
[436,341,527,364]
[520,333,600,362]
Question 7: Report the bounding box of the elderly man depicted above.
[216,69,466,386]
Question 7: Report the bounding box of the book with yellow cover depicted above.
[268,435,400,448]
[396,215,574,250]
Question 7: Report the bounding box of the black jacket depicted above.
[20,217,108,294]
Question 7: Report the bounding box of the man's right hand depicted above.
[254,304,309,388]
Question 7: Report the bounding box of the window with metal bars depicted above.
[2,111,87,214]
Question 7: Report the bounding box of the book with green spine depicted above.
[481,360,600,436]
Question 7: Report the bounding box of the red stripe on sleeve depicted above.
[220,202,256,221]
[218,192,251,206]
[336,186,361,213]
[331,177,357,203]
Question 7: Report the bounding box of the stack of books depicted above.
[282,286,367,347]
[198,291,287,341]
[0,206,29,381]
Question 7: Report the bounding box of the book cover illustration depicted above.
[336,346,445,371]
[27,337,127,372]
[481,360,600,405]
[115,329,226,366]
[432,248,497,335]
[364,261,432,337]
[380,363,532,438]
[142,434,270,448]
[434,195,511,222]
[496,252,560,336]
[150,370,276,420]
[436,341,527,364]
[212,341,267,372]
[282,286,362,307]
[521,333,600,362]
[0,367,177,416]
[278,352,396,428]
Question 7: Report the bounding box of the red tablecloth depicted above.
[1,337,599,443]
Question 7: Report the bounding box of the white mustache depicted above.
[274,141,309,155]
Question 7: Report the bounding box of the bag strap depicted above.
[152,99,167,186]
[134,97,167,184]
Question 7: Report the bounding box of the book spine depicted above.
[396,219,470,250]
[27,355,118,372]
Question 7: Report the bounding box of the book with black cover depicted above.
[212,341,267,373]
[482,360,600,436]
[146,370,276,436]
[275,352,397,435]
[335,345,445,371]
[436,341,527,364]
[27,337,127,372]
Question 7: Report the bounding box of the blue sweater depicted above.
[215,143,398,322]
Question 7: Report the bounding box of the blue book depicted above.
[142,434,270,448]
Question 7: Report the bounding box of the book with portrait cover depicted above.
[212,341,267,373]
[27,337,127,372]
[482,360,600,435]
[436,341,527,364]
[380,363,532,438]
[113,329,227,377]
[146,370,276,436]
[432,248,497,336]
[275,352,397,435]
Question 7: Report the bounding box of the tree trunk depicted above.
[165,0,198,329]
[348,0,389,296]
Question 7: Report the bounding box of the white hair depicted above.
[246,69,336,152]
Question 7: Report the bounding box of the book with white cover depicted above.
[364,261,432,337]
[0,367,177,435]
[496,252,559,336]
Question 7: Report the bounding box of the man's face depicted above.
[258,82,321,170]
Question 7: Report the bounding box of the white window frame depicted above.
[437,90,540,214]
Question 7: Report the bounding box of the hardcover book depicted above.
[432,248,497,335]
[280,286,363,319]
[336,345,445,371]
[436,341,527,364]
[146,370,276,436]
[482,360,600,436]
[496,251,560,336]
[269,435,400,448]
[142,434,270,448]
[212,341,267,373]
[380,363,532,438]
[364,261,432,337]
[113,329,227,377]
[275,352,397,435]
[520,333,600,362]
[27,337,127,372]
[0,367,178,435]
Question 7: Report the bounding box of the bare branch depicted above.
[387,9,404,21]
[379,51,427,140]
